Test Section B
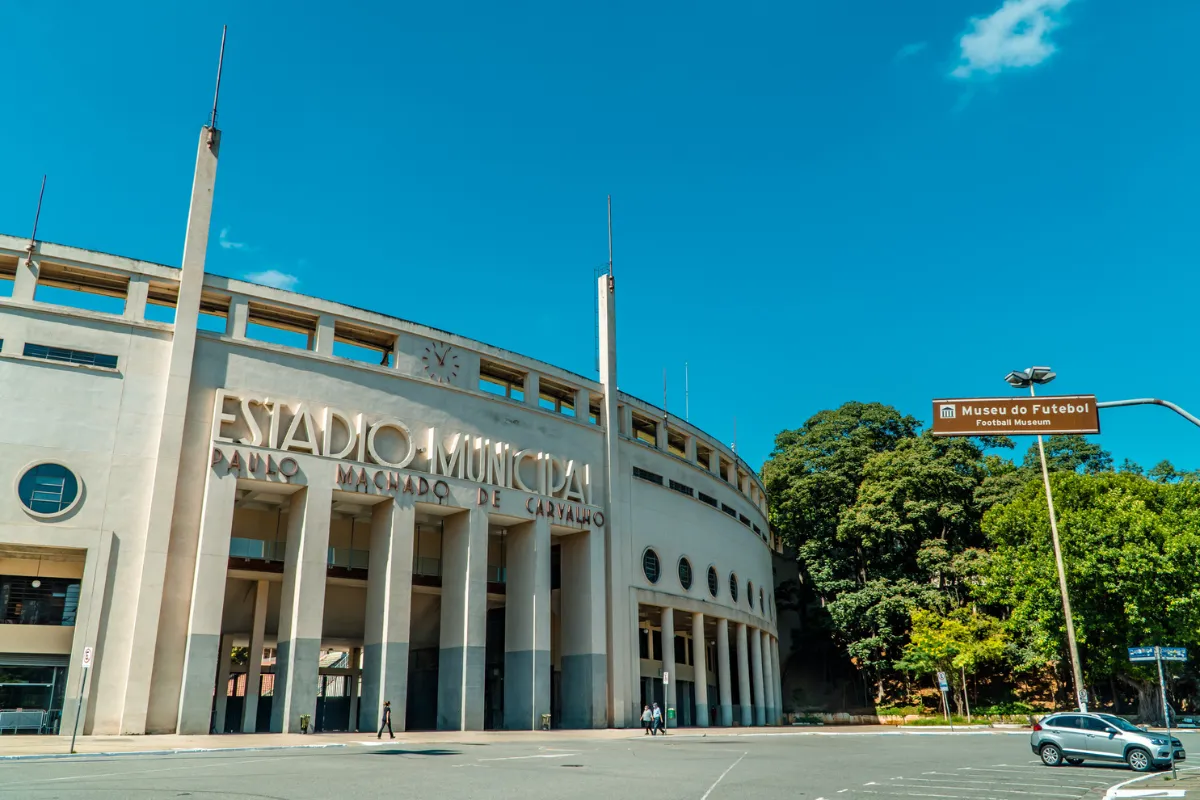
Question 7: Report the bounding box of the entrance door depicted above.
[0,660,67,734]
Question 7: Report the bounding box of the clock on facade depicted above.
[422,342,459,383]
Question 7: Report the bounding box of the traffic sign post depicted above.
[662,671,669,735]
[937,672,953,731]
[1129,646,1187,780]
[70,646,93,755]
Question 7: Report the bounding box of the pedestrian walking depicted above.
[378,700,394,739]
[641,705,652,735]
[651,702,663,735]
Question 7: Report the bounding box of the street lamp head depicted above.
[1005,366,1056,389]
[1029,366,1056,385]
[1004,370,1029,388]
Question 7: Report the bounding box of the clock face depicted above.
[422,342,460,384]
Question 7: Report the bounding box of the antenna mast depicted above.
[685,362,690,421]
[210,25,227,129]
[607,195,613,280]
[25,175,46,264]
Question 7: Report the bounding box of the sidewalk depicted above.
[1101,765,1200,798]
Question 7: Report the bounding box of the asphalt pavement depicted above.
[0,730,1190,799]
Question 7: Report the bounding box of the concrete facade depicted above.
[0,121,782,736]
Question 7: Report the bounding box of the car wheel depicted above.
[1066,758,1084,766]
[1040,743,1064,767]
[1126,747,1153,772]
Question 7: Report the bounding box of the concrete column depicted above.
[736,623,752,726]
[726,461,737,485]
[684,435,697,463]
[773,638,784,724]
[574,388,590,421]
[226,296,249,338]
[504,517,551,729]
[360,497,415,733]
[750,628,765,726]
[715,619,732,727]
[708,450,720,475]
[692,613,709,727]
[12,254,37,301]
[124,275,150,321]
[560,527,607,728]
[313,314,335,355]
[176,464,239,734]
[438,507,488,730]
[619,405,632,437]
[348,647,360,733]
[270,483,334,733]
[212,633,234,733]
[655,420,667,450]
[761,630,775,727]
[121,125,221,734]
[242,579,269,733]
[525,372,540,407]
[660,607,676,721]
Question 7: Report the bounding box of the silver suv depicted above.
[1031,712,1185,772]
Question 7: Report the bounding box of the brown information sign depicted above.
[931,395,1100,436]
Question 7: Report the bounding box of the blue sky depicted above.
[5,0,1200,472]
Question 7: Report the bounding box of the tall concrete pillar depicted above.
[438,507,488,730]
[692,613,709,727]
[736,623,752,726]
[12,249,37,302]
[525,372,541,407]
[504,517,551,729]
[121,124,221,734]
[660,607,676,722]
[348,647,360,733]
[773,638,784,724]
[270,483,334,733]
[212,633,234,733]
[241,580,269,733]
[750,628,765,726]
[124,275,149,321]
[561,527,607,728]
[715,619,732,727]
[761,631,775,727]
[360,498,415,733]
[175,465,239,734]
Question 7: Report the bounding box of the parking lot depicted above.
[0,730,1190,799]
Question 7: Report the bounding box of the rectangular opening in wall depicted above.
[33,262,129,315]
[23,342,118,369]
[631,411,658,447]
[720,503,737,518]
[718,457,733,483]
[479,359,525,401]
[738,513,751,527]
[632,466,663,485]
[144,281,178,324]
[695,441,713,471]
[539,376,577,417]
[246,302,316,351]
[698,491,718,508]
[668,479,694,497]
[736,470,748,493]
[753,523,762,537]
[666,427,687,458]
[589,395,602,426]
[197,293,229,334]
[334,320,394,366]
[0,255,16,298]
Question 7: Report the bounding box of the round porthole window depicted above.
[729,573,739,603]
[642,549,661,584]
[16,463,81,518]
[707,565,719,598]
[747,581,755,609]
[760,588,765,613]
[678,557,693,591]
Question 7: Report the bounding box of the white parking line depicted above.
[872,781,1083,797]
[700,752,747,800]
[0,756,271,788]
[478,752,580,761]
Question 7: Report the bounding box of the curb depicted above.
[0,742,349,762]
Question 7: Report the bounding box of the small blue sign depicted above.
[1129,647,1157,662]
[1162,647,1189,662]
[937,671,949,691]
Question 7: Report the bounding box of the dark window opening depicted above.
[707,566,719,598]
[631,413,658,447]
[633,467,663,485]
[0,576,81,625]
[721,503,737,518]
[23,343,117,370]
[698,492,718,508]
[668,479,694,497]
[642,549,661,584]
[678,558,692,591]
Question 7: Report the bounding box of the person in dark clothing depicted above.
[378,700,394,739]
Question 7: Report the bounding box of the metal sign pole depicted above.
[69,666,88,755]
[1156,647,1177,780]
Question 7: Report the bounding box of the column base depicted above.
[270,637,321,733]
[177,632,220,735]
[561,653,607,729]
[437,644,485,731]
[502,649,550,730]
[717,704,733,727]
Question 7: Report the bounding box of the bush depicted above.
[972,702,1037,716]
[875,705,928,717]
[904,715,974,726]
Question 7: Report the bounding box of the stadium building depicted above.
[0,119,781,735]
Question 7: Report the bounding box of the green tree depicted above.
[895,608,1007,715]
[976,472,1200,722]
[1022,435,1112,475]
[1120,458,1145,476]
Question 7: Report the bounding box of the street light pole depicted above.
[1029,382,1087,712]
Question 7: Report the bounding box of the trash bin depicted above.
[540,713,551,730]
[667,708,676,720]
[300,714,311,734]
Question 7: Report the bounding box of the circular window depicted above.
[16,463,80,518]
[729,573,739,603]
[747,582,755,609]
[707,566,719,598]
[678,557,693,591]
[760,588,765,613]
[642,549,661,584]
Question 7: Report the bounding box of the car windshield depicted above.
[1098,714,1142,733]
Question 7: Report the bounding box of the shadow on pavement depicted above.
[364,749,461,757]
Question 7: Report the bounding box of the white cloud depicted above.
[896,41,928,60]
[219,227,248,250]
[952,0,1071,79]
[245,269,300,291]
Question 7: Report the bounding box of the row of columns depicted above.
[177,467,608,735]
[658,607,783,727]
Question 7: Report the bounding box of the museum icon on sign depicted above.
[939,404,956,419]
